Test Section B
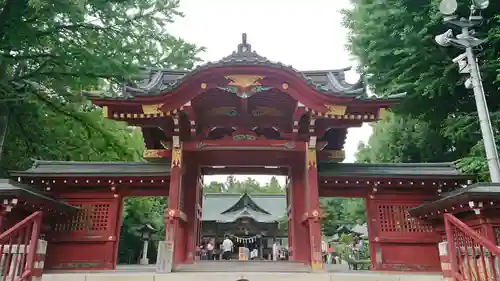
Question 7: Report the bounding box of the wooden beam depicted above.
[183,139,306,151]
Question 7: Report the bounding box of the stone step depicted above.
[41,272,445,281]
[174,261,311,272]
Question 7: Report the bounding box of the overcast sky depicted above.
[168,0,373,185]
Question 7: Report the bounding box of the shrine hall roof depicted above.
[85,33,380,100]
[202,193,286,223]
[409,183,500,217]
[10,160,170,177]
[0,179,78,213]
[318,162,469,178]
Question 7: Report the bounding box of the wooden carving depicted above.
[224,75,266,98]
[306,148,317,168]
[142,103,164,115]
[251,106,284,117]
[206,106,237,117]
[323,104,347,116]
[171,147,182,168]
[226,75,264,88]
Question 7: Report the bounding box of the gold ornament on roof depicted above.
[225,75,264,88]
[142,103,164,115]
[323,104,347,116]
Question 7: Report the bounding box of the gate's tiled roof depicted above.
[84,33,381,100]
[0,179,78,213]
[10,160,170,177]
[318,162,468,178]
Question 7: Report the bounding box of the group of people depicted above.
[198,236,285,261]
[198,236,240,260]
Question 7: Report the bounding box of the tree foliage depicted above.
[118,197,167,264]
[320,198,366,236]
[344,0,500,180]
[0,0,203,175]
[355,111,449,163]
[203,176,284,194]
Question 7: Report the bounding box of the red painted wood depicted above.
[166,147,186,267]
[304,149,322,267]
[22,176,170,190]
[366,195,441,272]
[289,162,309,264]
[319,187,369,198]
[45,197,120,270]
[202,166,289,175]
[444,213,500,280]
[0,211,42,281]
[183,140,306,151]
[182,155,200,263]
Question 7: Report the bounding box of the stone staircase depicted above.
[174,260,311,272]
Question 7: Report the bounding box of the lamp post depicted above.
[139,223,156,265]
[435,0,500,182]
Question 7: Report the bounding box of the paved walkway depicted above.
[42,263,444,281]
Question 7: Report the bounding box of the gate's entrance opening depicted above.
[320,197,369,271]
[117,196,167,265]
[199,174,287,261]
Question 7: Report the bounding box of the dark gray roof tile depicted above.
[0,179,78,213]
[202,193,286,223]
[10,160,170,177]
[409,182,500,217]
[318,162,469,178]
[85,34,373,100]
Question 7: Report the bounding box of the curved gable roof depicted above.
[85,33,370,101]
[221,193,271,215]
[202,193,286,223]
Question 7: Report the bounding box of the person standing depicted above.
[221,236,233,260]
[206,239,215,260]
[272,240,281,261]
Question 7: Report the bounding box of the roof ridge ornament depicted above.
[237,33,252,53]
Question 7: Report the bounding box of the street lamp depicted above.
[139,223,156,265]
[435,0,500,182]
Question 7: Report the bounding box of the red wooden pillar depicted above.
[290,158,309,264]
[183,154,200,263]
[304,147,322,270]
[166,144,186,267]
[365,194,379,270]
[285,178,294,260]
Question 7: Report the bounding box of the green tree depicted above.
[0,0,203,174]
[277,216,288,234]
[204,181,225,193]
[355,111,449,163]
[118,197,167,264]
[343,0,500,179]
[320,198,367,236]
[204,176,285,194]
[264,176,283,193]
[225,175,237,192]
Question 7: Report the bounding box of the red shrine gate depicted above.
[5,34,472,273]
